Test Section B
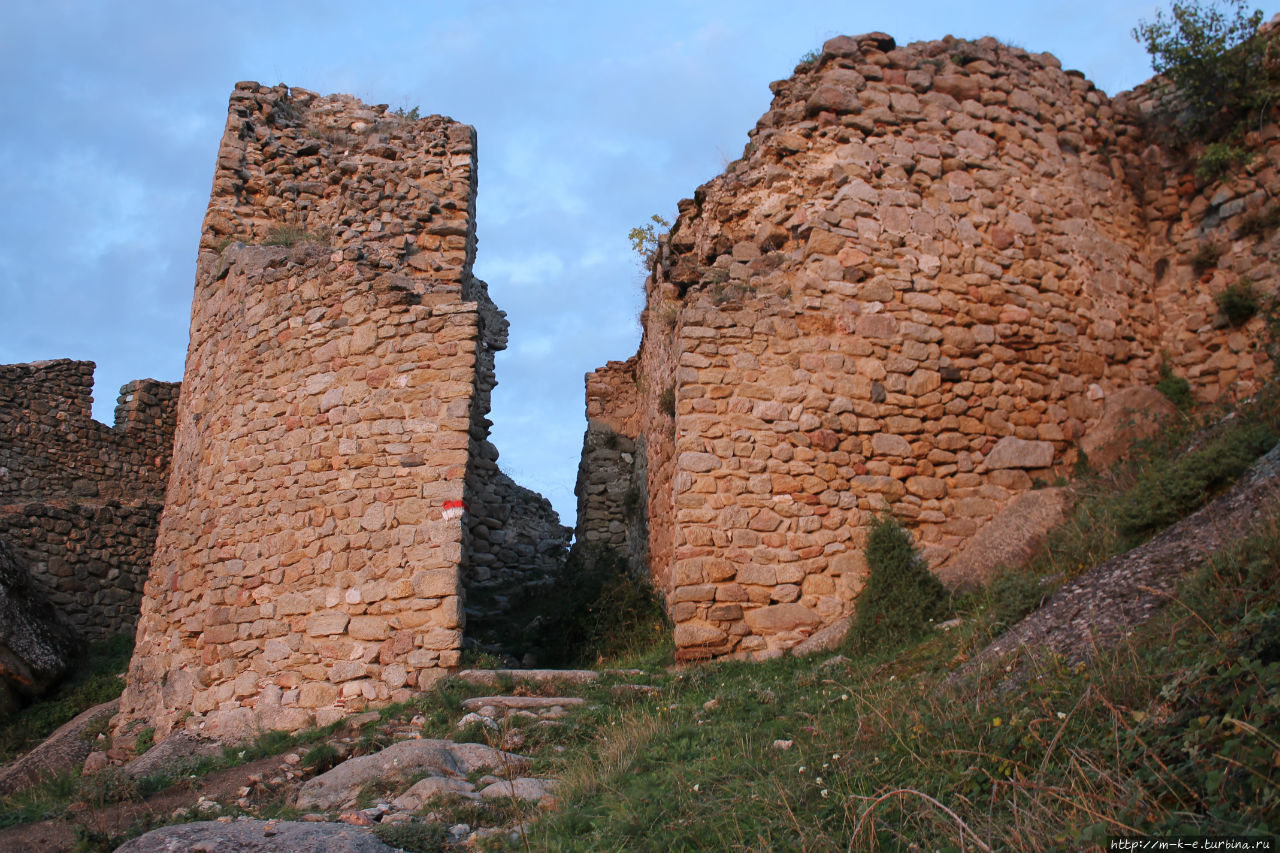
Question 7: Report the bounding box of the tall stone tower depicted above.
[115,83,542,741]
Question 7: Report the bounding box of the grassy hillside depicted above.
[517,391,1280,851]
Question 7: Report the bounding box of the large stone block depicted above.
[986,437,1055,470]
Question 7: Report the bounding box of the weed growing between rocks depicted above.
[373,820,451,852]
[1156,361,1195,410]
[1217,277,1261,325]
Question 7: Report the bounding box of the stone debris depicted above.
[391,775,481,810]
[453,667,642,685]
[477,776,557,803]
[460,695,587,714]
[295,738,528,811]
[113,818,401,853]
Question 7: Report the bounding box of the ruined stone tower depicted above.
[116,84,568,741]
[576,32,1277,662]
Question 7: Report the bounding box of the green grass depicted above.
[501,389,1280,850]
[513,518,1279,850]
[0,634,133,764]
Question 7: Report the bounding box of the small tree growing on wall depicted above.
[1133,0,1272,139]
[628,214,670,270]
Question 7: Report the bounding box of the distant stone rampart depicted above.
[0,359,178,641]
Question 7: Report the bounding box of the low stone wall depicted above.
[0,361,176,504]
[0,502,161,642]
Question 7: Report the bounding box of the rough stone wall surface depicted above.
[116,83,566,743]
[0,361,176,503]
[582,31,1278,662]
[574,359,643,558]
[0,360,178,640]
[464,467,572,642]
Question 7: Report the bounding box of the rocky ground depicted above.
[0,668,654,852]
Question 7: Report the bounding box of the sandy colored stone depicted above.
[1079,386,1181,470]
[296,739,528,810]
[743,603,821,635]
[937,488,1069,588]
[986,437,1055,470]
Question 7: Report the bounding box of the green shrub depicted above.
[1133,0,1271,139]
[301,742,339,772]
[527,546,671,666]
[1216,278,1260,325]
[628,214,669,268]
[1190,242,1221,276]
[134,726,154,755]
[985,567,1050,629]
[1114,422,1276,538]
[847,516,950,651]
[1156,362,1195,410]
[1195,141,1253,180]
[372,821,450,852]
[74,768,138,807]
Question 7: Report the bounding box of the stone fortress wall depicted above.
[0,359,178,641]
[115,83,568,743]
[578,31,1279,661]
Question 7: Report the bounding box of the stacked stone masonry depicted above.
[580,31,1279,661]
[0,359,178,641]
[115,84,568,743]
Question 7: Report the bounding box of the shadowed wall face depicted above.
[0,359,178,641]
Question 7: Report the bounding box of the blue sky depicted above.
[0,0,1261,525]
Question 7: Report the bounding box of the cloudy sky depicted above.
[0,0,1258,524]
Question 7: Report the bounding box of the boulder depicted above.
[936,488,1069,588]
[0,538,80,708]
[390,776,479,810]
[743,603,821,635]
[295,739,528,811]
[478,776,557,803]
[789,617,851,656]
[124,730,223,779]
[0,698,118,797]
[1079,386,1180,470]
[113,819,398,853]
